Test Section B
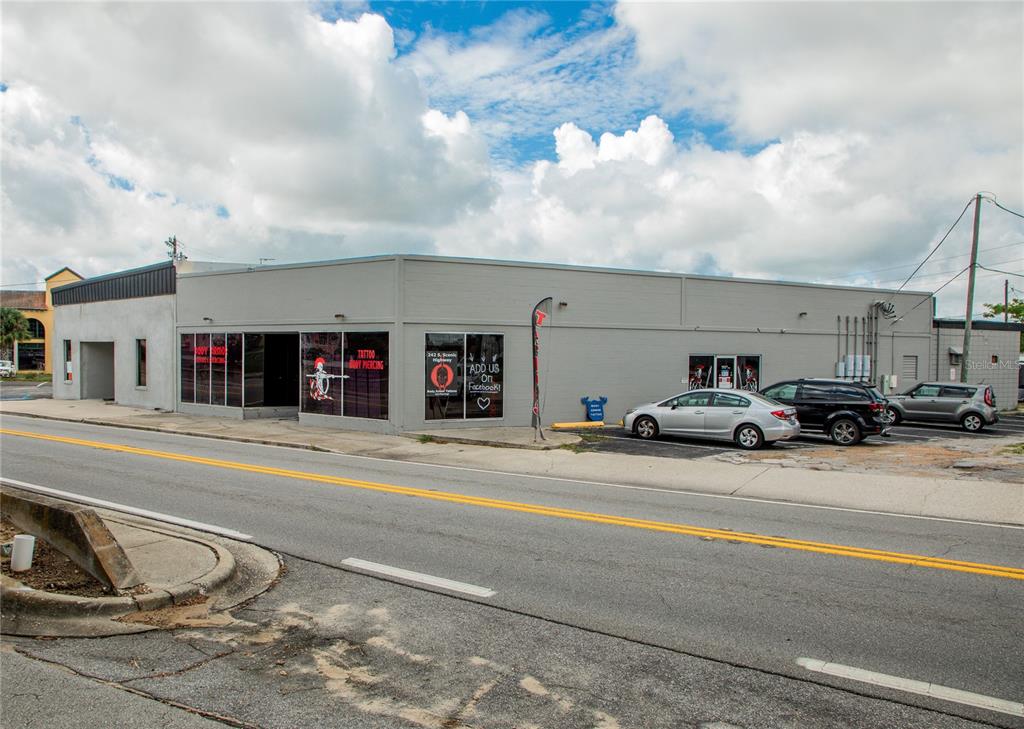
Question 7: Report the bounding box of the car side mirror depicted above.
[671,404,678,410]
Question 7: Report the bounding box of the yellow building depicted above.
[0,267,83,373]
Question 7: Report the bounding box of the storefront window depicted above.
[16,343,44,371]
[344,332,388,419]
[465,334,503,419]
[300,333,343,416]
[195,333,211,404]
[226,334,243,407]
[736,355,761,392]
[687,355,714,390]
[180,335,194,402]
[425,333,503,420]
[211,334,226,405]
[425,333,465,420]
[244,334,265,407]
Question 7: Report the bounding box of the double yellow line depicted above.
[3,427,1023,581]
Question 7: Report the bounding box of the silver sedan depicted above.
[623,388,800,449]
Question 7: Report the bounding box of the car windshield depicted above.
[747,392,785,408]
[867,386,886,402]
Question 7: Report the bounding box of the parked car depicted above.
[759,378,888,446]
[883,382,999,432]
[623,388,799,450]
[0,360,15,378]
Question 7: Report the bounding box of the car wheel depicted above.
[634,416,659,440]
[735,424,764,450]
[961,413,984,432]
[881,406,901,425]
[829,418,862,446]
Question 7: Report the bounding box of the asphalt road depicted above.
[2,415,1023,726]
[572,412,1024,459]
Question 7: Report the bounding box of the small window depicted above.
[913,384,941,398]
[763,383,797,401]
[136,339,147,387]
[940,386,974,398]
[27,318,45,339]
[63,339,73,383]
[713,393,750,408]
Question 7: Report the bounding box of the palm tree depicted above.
[0,307,32,360]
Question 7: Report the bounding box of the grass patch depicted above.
[4,373,51,382]
[578,432,608,443]
[417,434,435,444]
[1000,442,1024,456]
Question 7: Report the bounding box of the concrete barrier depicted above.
[1,483,142,590]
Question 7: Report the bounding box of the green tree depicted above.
[982,296,1024,351]
[0,306,32,357]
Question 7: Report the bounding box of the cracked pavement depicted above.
[3,554,1013,729]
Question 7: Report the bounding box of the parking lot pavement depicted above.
[0,380,53,401]
[567,412,1024,460]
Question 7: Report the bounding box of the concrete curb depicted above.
[3,409,580,452]
[401,432,571,451]
[0,522,236,621]
[1,410,336,453]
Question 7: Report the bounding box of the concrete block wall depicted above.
[52,295,176,410]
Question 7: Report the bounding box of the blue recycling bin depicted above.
[581,396,608,422]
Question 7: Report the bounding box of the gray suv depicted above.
[883,382,999,432]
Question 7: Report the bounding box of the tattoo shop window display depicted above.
[301,332,389,419]
[301,333,346,417]
[425,333,504,420]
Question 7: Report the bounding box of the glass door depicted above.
[715,355,736,389]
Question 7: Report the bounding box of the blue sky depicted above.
[327,0,737,164]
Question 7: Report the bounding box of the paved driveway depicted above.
[567,412,1024,460]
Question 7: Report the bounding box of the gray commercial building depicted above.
[52,255,1022,432]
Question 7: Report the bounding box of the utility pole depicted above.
[165,235,186,261]
[960,193,982,382]
[1005,279,1010,322]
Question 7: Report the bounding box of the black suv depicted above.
[759,378,889,445]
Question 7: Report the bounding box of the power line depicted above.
[873,255,1023,285]
[977,264,1024,279]
[0,281,45,288]
[987,198,1024,221]
[886,197,974,300]
[891,266,970,322]
[846,242,1022,277]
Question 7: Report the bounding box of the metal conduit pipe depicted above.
[862,316,867,381]
[837,315,842,369]
[853,316,858,380]
[845,316,850,376]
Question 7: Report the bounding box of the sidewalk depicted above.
[2,398,1022,526]
[1,503,279,637]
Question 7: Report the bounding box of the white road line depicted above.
[4,415,1021,531]
[796,658,1024,717]
[341,558,495,598]
[0,477,253,541]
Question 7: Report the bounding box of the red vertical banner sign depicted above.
[531,297,553,440]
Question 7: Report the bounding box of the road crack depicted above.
[11,647,264,729]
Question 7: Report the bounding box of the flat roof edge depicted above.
[174,253,934,296]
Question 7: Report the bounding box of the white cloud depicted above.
[2,1,1020,320]
[2,4,493,284]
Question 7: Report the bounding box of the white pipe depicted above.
[11,534,35,571]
